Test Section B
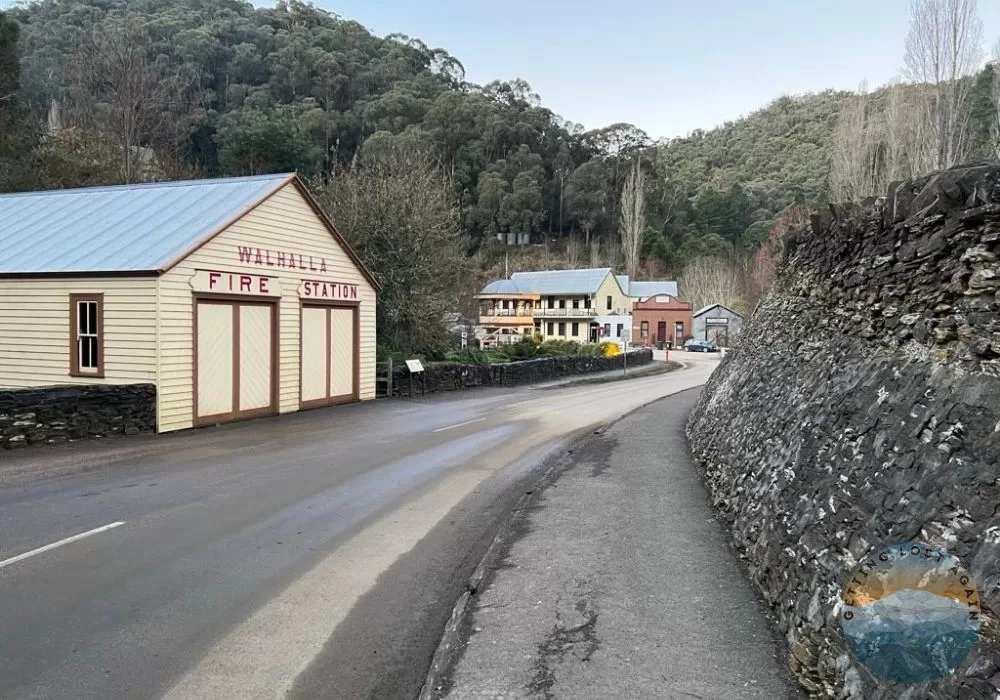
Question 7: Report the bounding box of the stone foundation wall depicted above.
[687,165,1000,698]
[0,384,157,449]
[391,350,653,395]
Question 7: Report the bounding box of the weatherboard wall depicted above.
[596,271,631,316]
[0,277,158,388]
[156,182,377,433]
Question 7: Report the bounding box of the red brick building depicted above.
[631,294,693,348]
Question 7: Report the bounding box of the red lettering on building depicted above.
[236,245,329,272]
[298,280,360,301]
[193,269,275,296]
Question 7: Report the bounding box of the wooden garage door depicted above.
[300,306,328,404]
[196,300,277,425]
[196,302,234,418]
[300,304,358,408]
[329,307,354,399]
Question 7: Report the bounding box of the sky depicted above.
[304,0,1000,139]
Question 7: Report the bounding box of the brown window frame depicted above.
[571,322,579,337]
[640,321,649,339]
[70,293,105,378]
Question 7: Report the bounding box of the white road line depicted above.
[0,521,126,570]
[432,418,486,433]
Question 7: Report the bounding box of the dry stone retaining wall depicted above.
[390,350,653,395]
[687,164,1000,698]
[0,384,156,449]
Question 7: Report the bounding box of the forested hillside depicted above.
[1,0,849,272]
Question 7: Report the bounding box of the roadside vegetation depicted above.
[379,336,618,366]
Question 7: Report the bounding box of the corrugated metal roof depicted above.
[694,303,742,317]
[480,279,521,295]
[0,174,292,274]
[509,268,613,295]
[629,280,679,298]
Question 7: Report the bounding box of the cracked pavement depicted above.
[440,388,803,700]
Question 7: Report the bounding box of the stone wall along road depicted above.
[391,350,653,395]
[0,384,156,449]
[687,164,1000,699]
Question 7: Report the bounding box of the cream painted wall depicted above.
[594,272,631,316]
[534,272,631,342]
[157,183,377,433]
[538,318,590,342]
[0,277,158,388]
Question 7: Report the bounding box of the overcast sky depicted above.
[312,0,1000,139]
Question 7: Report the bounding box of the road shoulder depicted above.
[436,388,802,699]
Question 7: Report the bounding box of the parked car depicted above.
[683,339,719,353]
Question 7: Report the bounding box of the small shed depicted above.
[692,304,743,347]
[0,173,380,433]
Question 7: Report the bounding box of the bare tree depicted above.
[881,81,930,182]
[991,40,1000,159]
[903,0,984,170]
[74,15,188,183]
[314,141,469,353]
[679,256,746,315]
[619,158,646,278]
[566,234,582,268]
[588,237,602,268]
[830,84,876,201]
[742,206,811,310]
[605,235,621,271]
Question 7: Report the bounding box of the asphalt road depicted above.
[0,354,718,700]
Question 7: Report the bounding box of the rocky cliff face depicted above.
[687,164,1000,698]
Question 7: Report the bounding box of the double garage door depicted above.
[195,299,358,425]
[195,299,277,425]
[300,304,358,407]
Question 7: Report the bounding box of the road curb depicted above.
[416,429,592,700]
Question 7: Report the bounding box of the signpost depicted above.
[620,331,628,377]
[461,329,468,350]
[405,359,426,397]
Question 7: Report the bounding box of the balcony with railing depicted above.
[478,307,535,326]
[533,307,598,318]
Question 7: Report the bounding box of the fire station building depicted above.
[0,173,379,432]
